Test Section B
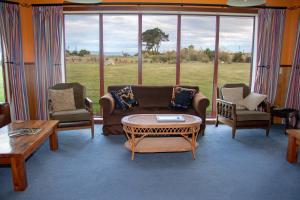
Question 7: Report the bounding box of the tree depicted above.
[232,51,244,62]
[204,48,214,61]
[188,45,195,50]
[122,52,130,57]
[65,49,71,56]
[71,50,78,56]
[219,51,231,63]
[78,49,91,57]
[142,28,169,53]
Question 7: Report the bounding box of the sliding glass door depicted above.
[64,13,255,117]
[181,16,216,113]
[64,14,100,113]
[103,15,138,91]
[218,16,254,88]
[142,15,177,85]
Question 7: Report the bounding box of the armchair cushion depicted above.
[221,87,245,110]
[49,88,76,112]
[51,109,90,122]
[239,92,267,111]
[236,110,270,121]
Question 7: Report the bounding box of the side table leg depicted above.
[49,127,58,151]
[11,156,27,191]
[286,135,298,163]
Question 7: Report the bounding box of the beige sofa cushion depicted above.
[51,109,90,122]
[49,88,76,112]
[236,110,270,121]
[239,92,267,111]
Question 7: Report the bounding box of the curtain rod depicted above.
[0,0,19,5]
[29,2,286,9]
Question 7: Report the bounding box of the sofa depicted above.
[0,102,11,128]
[100,85,210,135]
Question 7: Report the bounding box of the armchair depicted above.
[215,83,271,139]
[48,83,94,138]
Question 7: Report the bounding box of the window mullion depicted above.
[212,15,220,117]
[176,14,181,85]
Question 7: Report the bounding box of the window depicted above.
[63,12,256,117]
[64,14,100,114]
[218,16,254,87]
[142,15,177,85]
[0,41,5,102]
[181,16,216,113]
[103,15,138,90]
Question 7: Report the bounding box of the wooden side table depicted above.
[286,129,300,163]
[271,108,299,134]
[0,120,59,191]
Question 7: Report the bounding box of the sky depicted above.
[65,14,254,54]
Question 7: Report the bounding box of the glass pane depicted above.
[64,15,100,114]
[181,16,216,113]
[103,15,138,91]
[0,40,5,102]
[142,15,177,85]
[218,16,254,87]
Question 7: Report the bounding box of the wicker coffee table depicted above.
[121,114,202,160]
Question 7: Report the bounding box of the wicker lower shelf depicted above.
[124,137,199,153]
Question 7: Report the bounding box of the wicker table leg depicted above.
[131,134,135,160]
[191,132,196,160]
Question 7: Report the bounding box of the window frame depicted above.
[63,11,257,118]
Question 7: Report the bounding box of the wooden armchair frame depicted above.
[48,83,95,138]
[215,83,271,139]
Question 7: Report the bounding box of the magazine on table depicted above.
[9,128,42,137]
[156,115,185,122]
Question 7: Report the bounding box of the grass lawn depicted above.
[66,62,251,114]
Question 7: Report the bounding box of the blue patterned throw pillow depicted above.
[110,86,138,110]
[170,87,196,110]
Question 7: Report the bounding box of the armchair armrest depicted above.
[100,93,115,116]
[85,97,93,115]
[216,99,237,120]
[192,92,210,116]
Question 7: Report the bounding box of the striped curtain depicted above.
[0,2,29,120]
[33,6,63,120]
[254,9,286,104]
[285,17,300,128]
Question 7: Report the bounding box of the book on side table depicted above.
[9,128,42,137]
[156,115,185,122]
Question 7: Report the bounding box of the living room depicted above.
[0,0,299,199]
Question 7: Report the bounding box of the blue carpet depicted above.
[0,125,299,200]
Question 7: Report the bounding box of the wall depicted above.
[17,0,300,119]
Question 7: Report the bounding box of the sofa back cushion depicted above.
[107,85,199,108]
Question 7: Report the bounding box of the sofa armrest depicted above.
[85,97,93,115]
[100,93,115,116]
[216,99,237,120]
[0,102,11,127]
[192,92,210,116]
